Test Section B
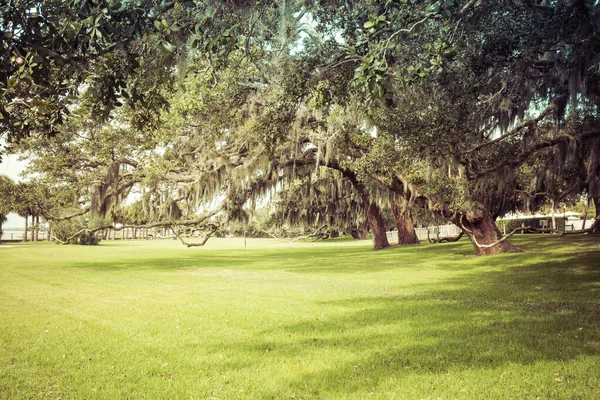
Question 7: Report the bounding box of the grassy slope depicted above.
[0,236,599,399]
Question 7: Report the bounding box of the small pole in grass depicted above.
[244,230,247,248]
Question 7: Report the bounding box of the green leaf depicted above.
[162,41,175,53]
[364,21,375,29]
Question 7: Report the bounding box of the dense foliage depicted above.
[2,0,600,254]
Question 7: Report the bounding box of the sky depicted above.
[0,153,28,228]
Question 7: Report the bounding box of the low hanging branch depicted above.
[263,230,291,242]
[426,227,465,243]
[458,215,600,250]
[560,215,600,236]
[52,203,226,245]
[289,225,329,243]
[50,232,69,244]
[171,224,219,248]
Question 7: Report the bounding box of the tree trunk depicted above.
[365,199,390,250]
[551,201,557,232]
[23,215,28,242]
[23,215,29,242]
[458,204,522,256]
[391,201,419,245]
[354,218,370,240]
[34,215,40,241]
[592,196,600,234]
[349,229,364,239]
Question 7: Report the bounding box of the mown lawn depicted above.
[0,235,599,399]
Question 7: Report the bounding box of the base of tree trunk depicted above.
[460,204,522,256]
[349,228,369,240]
[392,203,419,245]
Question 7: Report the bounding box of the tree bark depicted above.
[457,203,522,256]
[592,196,600,234]
[365,199,390,250]
[35,215,40,241]
[391,201,419,245]
[23,215,28,242]
[340,168,389,249]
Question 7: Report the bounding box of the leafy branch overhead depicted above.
[3,0,600,256]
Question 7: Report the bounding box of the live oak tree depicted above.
[4,0,600,254]
[3,0,396,247]
[307,0,600,255]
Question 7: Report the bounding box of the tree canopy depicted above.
[2,0,600,254]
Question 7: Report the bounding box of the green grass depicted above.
[0,236,599,399]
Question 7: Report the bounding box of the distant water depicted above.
[1,230,27,241]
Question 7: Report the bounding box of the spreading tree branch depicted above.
[466,96,566,156]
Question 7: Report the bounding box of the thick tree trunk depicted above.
[592,196,600,234]
[391,201,419,245]
[458,204,522,256]
[343,170,389,249]
[357,219,370,240]
[365,200,390,250]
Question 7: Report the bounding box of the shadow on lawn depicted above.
[57,236,600,396]
[254,250,600,395]
[70,235,598,277]
[71,239,480,274]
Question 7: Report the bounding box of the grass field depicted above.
[0,236,599,399]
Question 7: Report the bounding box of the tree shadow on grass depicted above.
[70,239,482,274]
[68,235,598,277]
[50,237,600,397]
[240,250,600,396]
